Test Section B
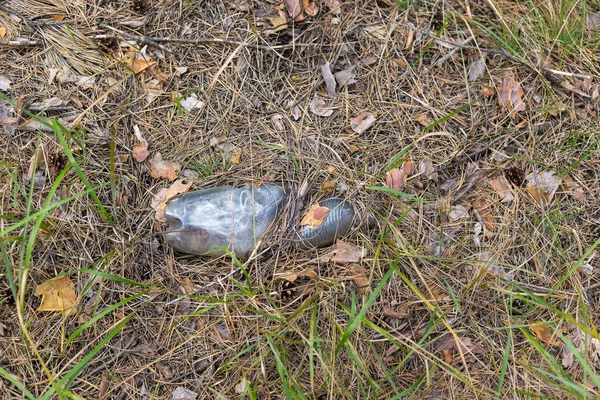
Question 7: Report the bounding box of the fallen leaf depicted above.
[473,198,496,233]
[50,14,65,21]
[150,152,181,181]
[300,203,330,229]
[214,324,232,341]
[272,114,284,131]
[562,174,584,199]
[480,85,494,97]
[383,306,409,319]
[404,28,415,49]
[0,75,11,91]
[0,27,6,38]
[321,62,337,97]
[290,104,301,120]
[350,112,377,134]
[309,96,333,117]
[476,251,513,279]
[324,0,341,14]
[350,267,369,294]
[181,169,199,179]
[418,158,438,181]
[276,268,318,299]
[322,240,364,265]
[28,97,69,110]
[235,377,249,395]
[172,387,197,400]
[229,147,242,164]
[468,57,486,81]
[179,94,204,111]
[275,267,319,283]
[487,175,515,202]
[268,10,288,33]
[364,24,387,40]
[320,179,336,193]
[152,179,193,221]
[284,0,302,19]
[334,66,357,87]
[35,276,78,316]
[524,171,562,206]
[386,161,414,190]
[587,12,600,31]
[438,334,485,361]
[530,321,562,346]
[121,51,156,74]
[362,56,379,65]
[448,204,469,222]
[413,112,433,127]
[498,74,526,117]
[132,143,149,162]
[303,0,318,16]
[175,66,188,75]
[562,346,574,368]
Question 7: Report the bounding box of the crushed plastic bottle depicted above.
[164,184,287,257]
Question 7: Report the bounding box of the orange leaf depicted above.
[386,161,414,190]
[151,179,193,221]
[530,321,562,346]
[132,143,149,162]
[0,27,6,38]
[300,203,330,229]
[35,276,78,316]
[322,240,364,265]
[150,152,180,181]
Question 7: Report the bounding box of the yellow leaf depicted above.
[50,15,65,21]
[0,27,6,38]
[300,203,330,229]
[530,321,562,346]
[35,276,77,316]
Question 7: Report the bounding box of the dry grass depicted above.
[1,0,600,398]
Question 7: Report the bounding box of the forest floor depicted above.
[1,0,600,398]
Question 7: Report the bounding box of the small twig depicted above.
[0,38,39,46]
[434,37,474,66]
[96,23,173,54]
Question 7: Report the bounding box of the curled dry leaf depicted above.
[172,387,197,400]
[179,94,204,112]
[562,174,584,200]
[530,321,562,346]
[480,85,494,97]
[35,276,78,316]
[448,204,469,222]
[413,112,433,127]
[0,75,11,91]
[524,171,562,206]
[334,66,357,87]
[321,62,337,97]
[268,9,288,32]
[272,114,284,131]
[498,74,526,117]
[152,179,193,221]
[324,0,341,14]
[121,51,156,74]
[0,27,6,38]
[386,161,414,190]
[350,112,377,134]
[132,143,149,162]
[487,174,515,202]
[150,152,181,181]
[309,96,333,117]
[418,158,438,181]
[438,334,484,363]
[473,198,496,233]
[468,57,486,81]
[383,306,409,319]
[300,203,330,229]
[319,179,336,193]
[350,267,369,294]
[290,104,301,120]
[322,240,364,265]
[284,0,302,18]
[303,0,318,16]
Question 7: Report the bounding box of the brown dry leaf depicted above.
[363,24,387,40]
[476,251,513,279]
[150,152,181,181]
[290,104,301,120]
[324,0,341,14]
[524,171,562,206]
[181,277,196,294]
[480,85,495,97]
[350,112,377,134]
[383,306,409,319]
[320,180,336,193]
[275,267,319,283]
[121,51,156,74]
[473,198,496,233]
[530,322,562,346]
[334,66,357,87]
[0,27,6,38]
[498,74,526,117]
[50,14,65,21]
[468,57,486,81]
[488,175,515,202]
[284,0,301,20]
[439,334,485,360]
[303,0,318,16]
[386,161,414,190]
[309,96,333,117]
[413,112,433,127]
[214,324,233,341]
[562,174,584,199]
[448,204,469,222]
[151,179,193,221]
[229,147,242,164]
[268,10,288,32]
[272,114,284,131]
[132,143,149,162]
[321,62,337,97]
[300,203,330,229]
[35,276,78,316]
[322,240,364,265]
[350,267,369,294]
[418,158,438,181]
[404,29,415,49]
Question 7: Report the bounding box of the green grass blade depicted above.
[0,367,36,400]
